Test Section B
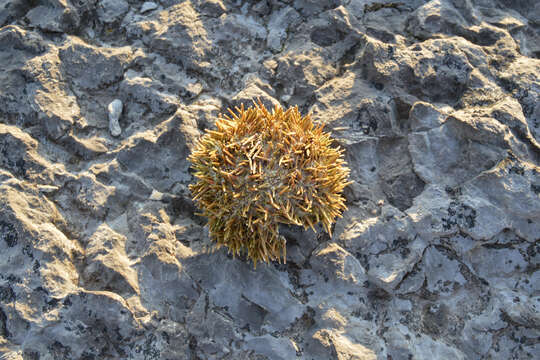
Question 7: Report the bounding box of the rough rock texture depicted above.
[0,0,539,359]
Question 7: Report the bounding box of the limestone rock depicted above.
[186,252,305,332]
[128,2,213,71]
[81,224,138,295]
[1,0,540,358]
[406,0,475,41]
[266,6,301,52]
[97,0,129,23]
[116,110,194,192]
[230,79,280,110]
[119,70,178,116]
[25,0,81,33]
[0,0,28,27]
[198,0,227,17]
[244,334,298,360]
[140,2,158,14]
[409,101,448,132]
[358,37,474,104]
[59,38,132,91]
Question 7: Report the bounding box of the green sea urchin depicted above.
[188,101,352,266]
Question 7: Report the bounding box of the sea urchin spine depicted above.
[188,100,352,267]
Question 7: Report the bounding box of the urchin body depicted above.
[189,102,352,266]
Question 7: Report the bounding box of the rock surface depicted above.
[0,0,539,359]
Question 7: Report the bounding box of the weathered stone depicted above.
[116,110,195,192]
[230,79,280,110]
[305,324,380,360]
[138,250,198,322]
[59,37,132,91]
[293,0,340,17]
[2,0,540,358]
[140,2,158,14]
[358,37,474,104]
[408,116,507,187]
[198,0,226,17]
[128,2,213,71]
[0,0,29,27]
[266,6,301,52]
[0,26,47,116]
[81,224,138,295]
[97,0,129,23]
[406,0,474,40]
[424,246,467,295]
[119,70,178,115]
[25,0,80,33]
[0,124,46,180]
[244,334,297,360]
[460,157,540,241]
[409,101,448,132]
[185,252,305,332]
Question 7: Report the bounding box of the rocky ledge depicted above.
[0,0,539,359]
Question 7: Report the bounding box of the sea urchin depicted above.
[188,101,352,266]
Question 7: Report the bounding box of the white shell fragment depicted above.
[108,99,123,137]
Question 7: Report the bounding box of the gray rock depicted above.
[244,334,297,360]
[59,38,132,91]
[213,12,267,43]
[0,124,49,181]
[26,291,140,358]
[143,54,204,100]
[81,223,138,295]
[424,246,467,295]
[358,37,474,104]
[467,245,527,282]
[97,0,129,23]
[128,2,213,71]
[266,6,301,52]
[25,1,80,33]
[311,70,401,138]
[460,158,540,241]
[198,0,226,17]
[186,252,305,332]
[367,237,426,291]
[377,137,425,211]
[305,319,381,360]
[138,250,199,322]
[116,109,195,192]
[252,0,270,16]
[2,0,540,358]
[119,70,178,116]
[293,0,340,17]
[406,0,474,40]
[57,173,116,219]
[140,2,158,14]
[336,207,427,291]
[0,26,44,113]
[409,101,448,132]
[309,243,368,290]
[408,116,507,187]
[411,334,466,359]
[498,57,540,142]
[0,0,28,27]
[230,78,280,110]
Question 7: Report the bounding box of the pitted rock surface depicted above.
[0,1,539,359]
